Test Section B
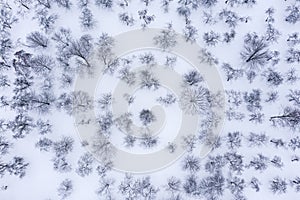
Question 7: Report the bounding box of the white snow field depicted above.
[0,0,300,200]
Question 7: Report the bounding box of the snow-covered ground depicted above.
[1,0,300,199]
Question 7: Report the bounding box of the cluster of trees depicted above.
[0,1,109,195]
[118,174,159,200]
[0,157,29,178]
[1,0,300,199]
[225,82,300,128]
[78,0,95,29]
[173,135,299,199]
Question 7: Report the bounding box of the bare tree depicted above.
[288,136,300,151]
[270,107,300,131]
[26,31,49,48]
[164,176,181,195]
[290,177,300,192]
[249,112,264,124]
[204,155,226,174]
[92,134,115,162]
[270,138,285,148]
[139,52,156,67]
[30,91,55,113]
[154,23,177,51]
[139,70,160,90]
[157,93,176,106]
[226,131,242,150]
[31,55,55,75]
[179,86,210,115]
[58,179,73,199]
[202,11,216,25]
[167,142,177,153]
[0,34,13,64]
[78,0,89,8]
[34,9,57,33]
[285,68,299,84]
[76,153,94,177]
[183,70,203,86]
[223,29,236,43]
[183,24,198,43]
[286,48,300,63]
[270,156,284,168]
[139,109,156,126]
[287,32,300,46]
[11,89,33,113]
[225,0,256,7]
[118,67,136,86]
[177,0,201,24]
[0,136,11,156]
[203,31,220,46]
[52,27,72,50]
[35,137,53,152]
[0,75,10,87]
[222,63,243,81]
[243,89,262,112]
[12,50,33,75]
[138,9,155,28]
[118,174,159,200]
[7,157,29,178]
[97,33,119,74]
[246,132,268,147]
[114,112,133,133]
[226,90,243,107]
[249,177,261,192]
[226,175,246,199]
[182,155,200,172]
[8,114,35,139]
[161,0,173,13]
[0,160,8,177]
[52,156,72,173]
[54,0,72,9]
[265,91,278,103]
[199,0,217,8]
[265,24,280,43]
[118,0,129,8]
[262,68,283,87]
[56,91,93,115]
[119,12,135,26]
[240,33,270,69]
[96,93,113,110]
[80,8,95,29]
[199,48,219,65]
[96,112,114,135]
[97,177,115,199]
[246,154,269,172]
[219,9,245,28]
[164,56,177,68]
[198,172,225,200]
[181,134,197,152]
[95,0,113,9]
[224,152,244,174]
[96,161,112,178]
[140,133,158,148]
[287,90,300,107]
[0,2,18,31]
[183,174,198,195]
[35,0,52,9]
[123,135,136,148]
[285,4,300,24]
[69,34,93,71]
[53,136,74,157]
[269,177,287,194]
